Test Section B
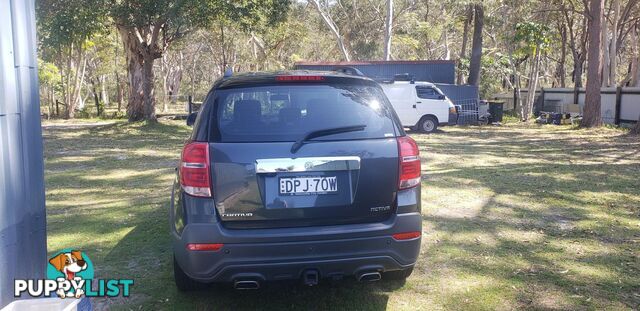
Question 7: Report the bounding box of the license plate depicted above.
[279,176,338,195]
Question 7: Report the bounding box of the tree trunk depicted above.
[119,27,146,122]
[573,16,588,88]
[64,45,73,119]
[115,71,123,113]
[100,75,109,107]
[118,26,158,122]
[90,77,101,117]
[142,55,157,121]
[522,50,541,121]
[507,50,523,115]
[383,0,393,61]
[457,5,473,85]
[557,23,567,87]
[161,54,169,113]
[630,23,639,87]
[442,25,451,60]
[114,33,123,113]
[574,55,585,87]
[609,0,620,86]
[602,15,610,87]
[467,4,484,86]
[583,0,605,128]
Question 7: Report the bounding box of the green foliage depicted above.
[514,22,551,57]
[479,52,512,97]
[110,0,290,34]
[37,0,107,50]
[38,59,61,87]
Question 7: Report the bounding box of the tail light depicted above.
[180,142,212,197]
[186,243,223,251]
[392,231,421,241]
[397,136,421,189]
[275,75,325,81]
[449,106,457,114]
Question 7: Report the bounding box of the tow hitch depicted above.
[302,269,319,286]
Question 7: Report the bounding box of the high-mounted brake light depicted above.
[186,243,223,251]
[275,75,325,81]
[397,136,421,189]
[180,142,212,197]
[392,231,421,241]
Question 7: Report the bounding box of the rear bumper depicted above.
[172,212,422,283]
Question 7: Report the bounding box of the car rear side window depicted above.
[212,84,397,142]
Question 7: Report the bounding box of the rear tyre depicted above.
[418,116,438,133]
[384,267,414,281]
[174,256,207,291]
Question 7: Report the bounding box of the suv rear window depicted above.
[211,84,398,142]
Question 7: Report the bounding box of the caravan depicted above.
[381,81,458,133]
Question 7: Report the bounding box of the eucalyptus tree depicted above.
[384,0,394,60]
[110,0,290,122]
[308,0,352,61]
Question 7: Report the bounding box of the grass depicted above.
[42,119,640,310]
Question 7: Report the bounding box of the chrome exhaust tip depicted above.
[358,272,382,282]
[234,280,260,290]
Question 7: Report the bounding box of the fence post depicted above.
[188,95,193,114]
[513,87,517,111]
[539,88,545,115]
[614,87,622,125]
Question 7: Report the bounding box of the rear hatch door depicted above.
[208,77,401,229]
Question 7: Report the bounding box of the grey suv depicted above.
[170,71,422,290]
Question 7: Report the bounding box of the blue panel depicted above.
[434,84,479,101]
[295,62,456,84]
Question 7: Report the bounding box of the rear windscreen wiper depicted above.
[291,125,367,153]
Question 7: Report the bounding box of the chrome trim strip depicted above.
[255,156,361,173]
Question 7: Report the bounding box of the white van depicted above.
[381,81,458,133]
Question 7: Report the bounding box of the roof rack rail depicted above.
[331,66,365,77]
[393,73,415,84]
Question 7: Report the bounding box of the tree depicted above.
[608,0,621,86]
[467,3,484,86]
[308,0,351,61]
[383,0,394,60]
[515,22,551,121]
[37,0,107,118]
[457,5,473,85]
[631,22,640,86]
[38,59,62,117]
[111,0,290,122]
[582,0,605,128]
[559,1,588,88]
